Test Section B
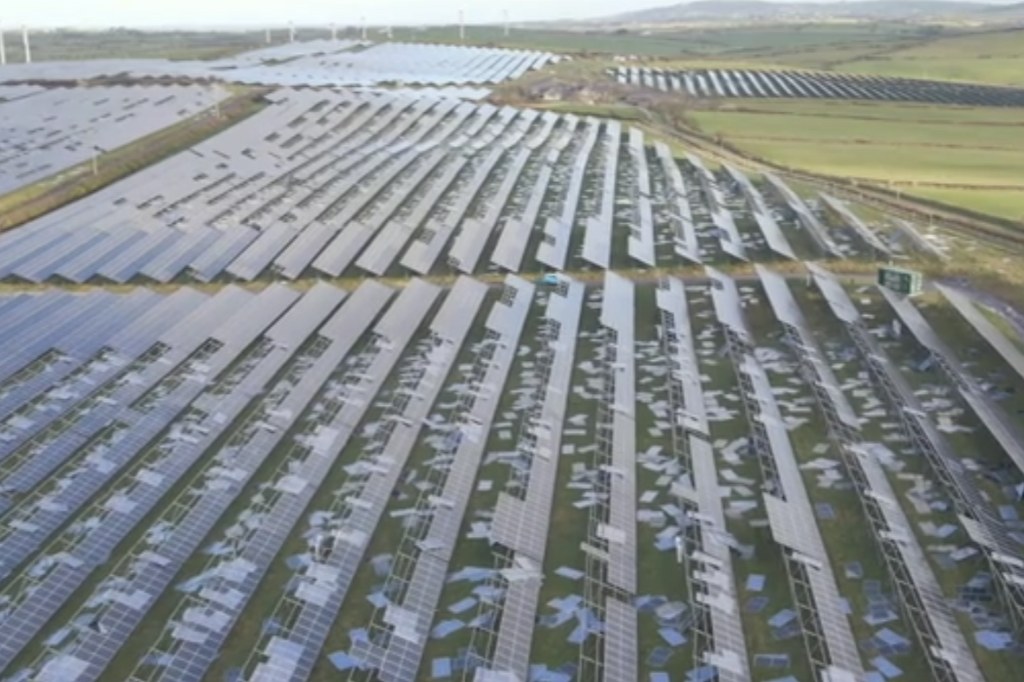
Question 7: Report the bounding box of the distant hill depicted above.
[601,0,1016,24]
[983,1,1024,16]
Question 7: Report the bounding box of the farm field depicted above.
[832,27,1024,87]
[690,101,1024,222]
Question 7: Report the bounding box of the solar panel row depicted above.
[762,174,842,258]
[708,267,863,676]
[580,121,621,269]
[617,67,1024,107]
[626,128,656,268]
[482,279,585,681]
[723,165,796,261]
[656,278,749,682]
[689,154,747,262]
[654,142,700,265]
[578,272,638,681]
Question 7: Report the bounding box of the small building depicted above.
[878,266,923,295]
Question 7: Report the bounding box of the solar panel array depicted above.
[1,74,935,290]
[244,276,488,682]
[812,265,1024,634]
[1,257,1022,680]
[2,43,1020,680]
[0,87,832,284]
[0,85,228,196]
[132,281,437,682]
[757,264,986,682]
[0,283,365,673]
[614,66,1024,107]
[0,40,554,88]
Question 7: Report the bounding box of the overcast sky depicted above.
[3,0,644,28]
[1,0,1008,28]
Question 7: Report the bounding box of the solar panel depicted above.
[724,165,796,260]
[706,266,753,346]
[819,194,893,256]
[936,283,1024,382]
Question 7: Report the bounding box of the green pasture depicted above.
[833,28,1024,86]
[689,103,1024,222]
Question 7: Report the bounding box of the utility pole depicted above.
[289,22,295,42]
[265,27,271,44]
[331,23,337,40]
[0,27,6,66]
[504,9,510,38]
[459,9,465,42]
[22,26,30,64]
[361,16,367,41]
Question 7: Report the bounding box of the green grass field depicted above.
[392,22,920,60]
[689,101,1024,222]
[832,27,1024,86]
[910,188,1024,223]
